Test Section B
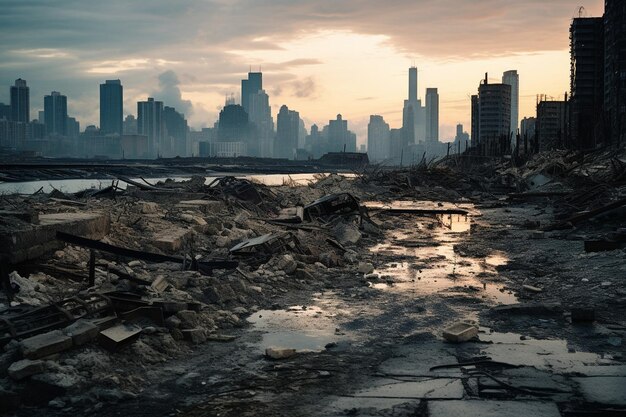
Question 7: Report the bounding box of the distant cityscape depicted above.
[0,1,623,162]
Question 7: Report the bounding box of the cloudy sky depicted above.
[0,0,604,143]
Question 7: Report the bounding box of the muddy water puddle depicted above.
[369,203,517,305]
[247,292,350,352]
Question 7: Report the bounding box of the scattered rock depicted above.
[265,347,297,360]
[8,359,46,380]
[357,262,375,274]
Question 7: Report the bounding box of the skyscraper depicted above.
[100,79,123,135]
[137,97,164,157]
[569,18,604,149]
[502,70,519,141]
[604,0,626,146]
[163,106,188,157]
[44,91,68,136]
[367,115,390,162]
[276,105,300,159]
[425,88,439,143]
[248,89,274,157]
[327,114,356,152]
[402,66,425,144]
[241,71,263,114]
[10,79,29,123]
[472,74,511,150]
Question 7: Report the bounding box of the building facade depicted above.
[137,97,164,157]
[100,79,123,136]
[276,105,300,159]
[44,91,68,136]
[425,88,439,143]
[604,0,626,146]
[502,70,519,141]
[10,78,29,123]
[367,115,390,162]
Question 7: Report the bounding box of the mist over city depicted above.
[0,1,625,416]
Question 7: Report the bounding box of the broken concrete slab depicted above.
[152,227,192,252]
[20,330,73,359]
[265,347,297,359]
[353,377,463,399]
[8,359,46,380]
[151,275,169,293]
[63,319,99,346]
[428,400,561,417]
[0,211,110,263]
[443,322,478,343]
[98,324,142,352]
[181,328,207,344]
[176,200,224,214]
[574,377,626,405]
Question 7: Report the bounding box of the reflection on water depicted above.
[0,173,350,194]
[247,299,347,352]
[437,213,471,233]
[368,202,517,305]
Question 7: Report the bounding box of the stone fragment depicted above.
[98,324,142,352]
[265,347,297,359]
[181,328,207,344]
[357,262,375,274]
[442,322,478,343]
[20,330,73,359]
[8,359,46,380]
[151,275,169,293]
[63,319,99,346]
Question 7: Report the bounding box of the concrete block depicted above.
[428,400,561,417]
[176,200,224,214]
[63,319,99,346]
[181,328,207,344]
[153,227,191,252]
[574,377,626,405]
[98,324,142,352]
[8,359,45,380]
[20,330,73,359]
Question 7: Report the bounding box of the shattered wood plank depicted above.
[544,197,626,231]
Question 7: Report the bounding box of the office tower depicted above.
[604,0,626,146]
[123,115,137,135]
[520,117,537,141]
[276,105,300,159]
[215,103,253,156]
[367,115,390,162]
[402,66,425,144]
[537,97,569,150]
[10,79,29,123]
[44,91,68,136]
[502,70,519,141]
[0,103,10,120]
[100,79,123,135]
[66,117,80,138]
[327,114,356,152]
[473,74,511,148]
[454,123,470,145]
[38,111,44,123]
[137,97,164,157]
[425,88,439,143]
[163,106,188,157]
[248,89,274,157]
[569,18,604,149]
[471,95,479,147]
[241,71,263,114]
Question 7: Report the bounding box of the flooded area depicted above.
[0,172,350,194]
[368,204,517,305]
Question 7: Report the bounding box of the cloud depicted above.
[291,77,317,98]
[152,70,193,116]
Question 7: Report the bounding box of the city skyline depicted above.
[0,0,604,144]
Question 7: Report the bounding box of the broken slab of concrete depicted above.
[0,211,110,263]
[152,227,192,252]
[574,377,626,406]
[98,324,142,352]
[428,400,561,417]
[8,359,46,380]
[443,322,479,343]
[63,319,99,346]
[20,330,73,359]
[265,347,297,359]
[176,200,224,214]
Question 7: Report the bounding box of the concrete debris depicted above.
[357,262,375,274]
[8,359,46,380]
[98,324,142,352]
[442,322,478,343]
[20,330,73,359]
[265,347,297,360]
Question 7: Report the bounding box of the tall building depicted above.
[163,106,188,157]
[471,95,479,147]
[66,116,80,138]
[454,124,470,146]
[327,114,356,152]
[100,79,123,135]
[276,105,300,159]
[44,91,68,136]
[520,117,537,141]
[569,17,604,149]
[402,66,425,144]
[425,88,439,143]
[216,103,253,156]
[502,70,519,141]
[137,97,164,157]
[248,89,274,157]
[537,97,569,150]
[241,71,263,114]
[367,115,390,162]
[472,74,511,150]
[123,115,137,135]
[10,79,29,123]
[604,0,626,146]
